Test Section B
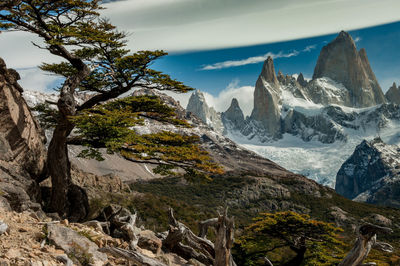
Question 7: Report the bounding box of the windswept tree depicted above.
[0,0,221,221]
[236,211,345,265]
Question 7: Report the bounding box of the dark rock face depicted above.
[385,82,400,104]
[249,57,281,138]
[221,98,245,133]
[335,138,400,208]
[297,73,308,87]
[312,31,385,107]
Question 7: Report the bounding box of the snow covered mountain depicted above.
[335,138,400,208]
[187,31,400,188]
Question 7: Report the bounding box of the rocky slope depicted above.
[2,64,400,264]
[335,138,400,208]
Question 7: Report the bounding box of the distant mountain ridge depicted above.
[185,31,400,187]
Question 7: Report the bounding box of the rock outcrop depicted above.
[385,82,400,104]
[186,90,224,134]
[335,138,400,207]
[0,58,46,178]
[221,98,245,133]
[0,58,47,214]
[312,31,385,107]
[249,56,281,138]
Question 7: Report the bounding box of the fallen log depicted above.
[99,247,167,266]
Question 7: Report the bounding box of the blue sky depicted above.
[0,0,399,114]
[152,21,400,96]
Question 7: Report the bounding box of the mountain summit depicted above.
[312,31,385,107]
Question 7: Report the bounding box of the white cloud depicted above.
[17,67,61,93]
[354,37,362,43]
[166,80,255,116]
[303,45,317,52]
[100,0,400,52]
[201,50,299,70]
[202,81,254,116]
[200,43,319,71]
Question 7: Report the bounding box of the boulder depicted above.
[47,224,108,266]
[137,230,162,255]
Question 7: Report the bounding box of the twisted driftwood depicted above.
[163,208,215,265]
[339,223,393,266]
[163,208,236,266]
[213,209,236,266]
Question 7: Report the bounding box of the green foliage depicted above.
[1,0,219,184]
[31,103,59,129]
[71,95,223,178]
[236,211,345,265]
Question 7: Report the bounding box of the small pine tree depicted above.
[235,211,345,265]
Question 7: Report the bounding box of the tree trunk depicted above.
[339,223,393,266]
[47,71,89,221]
[214,209,236,266]
[284,246,306,266]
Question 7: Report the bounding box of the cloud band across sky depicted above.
[201,45,317,70]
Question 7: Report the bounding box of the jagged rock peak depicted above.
[221,98,245,132]
[297,73,308,87]
[186,89,224,133]
[385,81,400,104]
[250,57,281,138]
[260,56,278,86]
[277,70,285,83]
[230,98,240,108]
[312,31,385,107]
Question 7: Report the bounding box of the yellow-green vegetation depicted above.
[128,175,400,265]
[234,211,345,265]
[71,95,223,179]
[68,243,94,266]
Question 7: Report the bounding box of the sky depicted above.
[0,0,399,115]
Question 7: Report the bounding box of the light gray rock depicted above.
[0,220,8,235]
[47,224,108,266]
[249,57,281,138]
[186,90,224,134]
